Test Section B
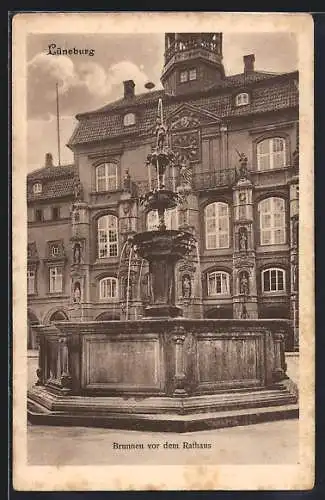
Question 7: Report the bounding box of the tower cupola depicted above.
[161,33,225,96]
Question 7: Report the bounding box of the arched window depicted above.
[97,215,118,258]
[257,137,286,170]
[258,197,286,245]
[146,208,178,231]
[204,202,230,249]
[96,163,118,192]
[207,271,230,296]
[99,277,118,300]
[33,182,42,194]
[235,92,250,107]
[123,113,136,126]
[262,268,286,293]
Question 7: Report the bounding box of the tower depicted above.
[161,33,225,96]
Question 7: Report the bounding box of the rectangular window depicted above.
[27,269,35,294]
[35,209,43,222]
[96,163,118,192]
[96,165,107,192]
[52,207,60,220]
[51,245,60,257]
[49,267,63,293]
[180,70,188,83]
[207,272,230,296]
[259,197,286,245]
[189,68,197,81]
[262,269,285,293]
[257,138,286,171]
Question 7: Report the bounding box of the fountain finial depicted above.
[155,98,168,151]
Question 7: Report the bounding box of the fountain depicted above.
[27,100,298,432]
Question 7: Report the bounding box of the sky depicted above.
[27,32,298,172]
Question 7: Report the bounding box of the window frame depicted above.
[52,206,60,220]
[27,268,36,295]
[95,162,118,192]
[97,214,119,259]
[258,197,286,246]
[261,267,286,294]
[49,266,63,294]
[180,70,188,83]
[207,271,231,297]
[235,92,250,107]
[123,113,136,127]
[99,277,119,301]
[256,137,286,171]
[51,245,60,257]
[188,68,197,81]
[204,202,230,250]
[35,209,43,222]
[33,182,42,194]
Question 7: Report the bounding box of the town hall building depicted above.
[27,32,299,351]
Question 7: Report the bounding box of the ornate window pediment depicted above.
[166,104,220,165]
[166,103,221,131]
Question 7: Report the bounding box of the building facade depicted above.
[27,33,299,350]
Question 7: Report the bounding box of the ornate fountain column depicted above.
[133,99,196,318]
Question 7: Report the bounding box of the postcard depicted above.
[12,11,314,491]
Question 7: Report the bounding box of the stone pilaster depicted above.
[172,327,187,396]
[69,201,91,321]
[289,179,299,350]
[232,170,258,319]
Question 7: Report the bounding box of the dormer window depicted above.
[123,113,136,126]
[33,182,42,194]
[235,92,250,107]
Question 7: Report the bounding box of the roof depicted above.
[27,164,77,202]
[68,70,298,148]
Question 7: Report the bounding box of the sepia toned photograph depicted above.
[12,12,314,491]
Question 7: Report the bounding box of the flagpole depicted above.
[56,82,61,166]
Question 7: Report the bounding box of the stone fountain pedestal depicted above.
[28,318,298,432]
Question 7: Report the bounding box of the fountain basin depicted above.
[27,318,298,432]
[133,230,196,318]
[133,230,196,260]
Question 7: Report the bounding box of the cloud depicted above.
[27,56,150,169]
[107,60,149,91]
[77,61,109,97]
[27,54,150,119]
